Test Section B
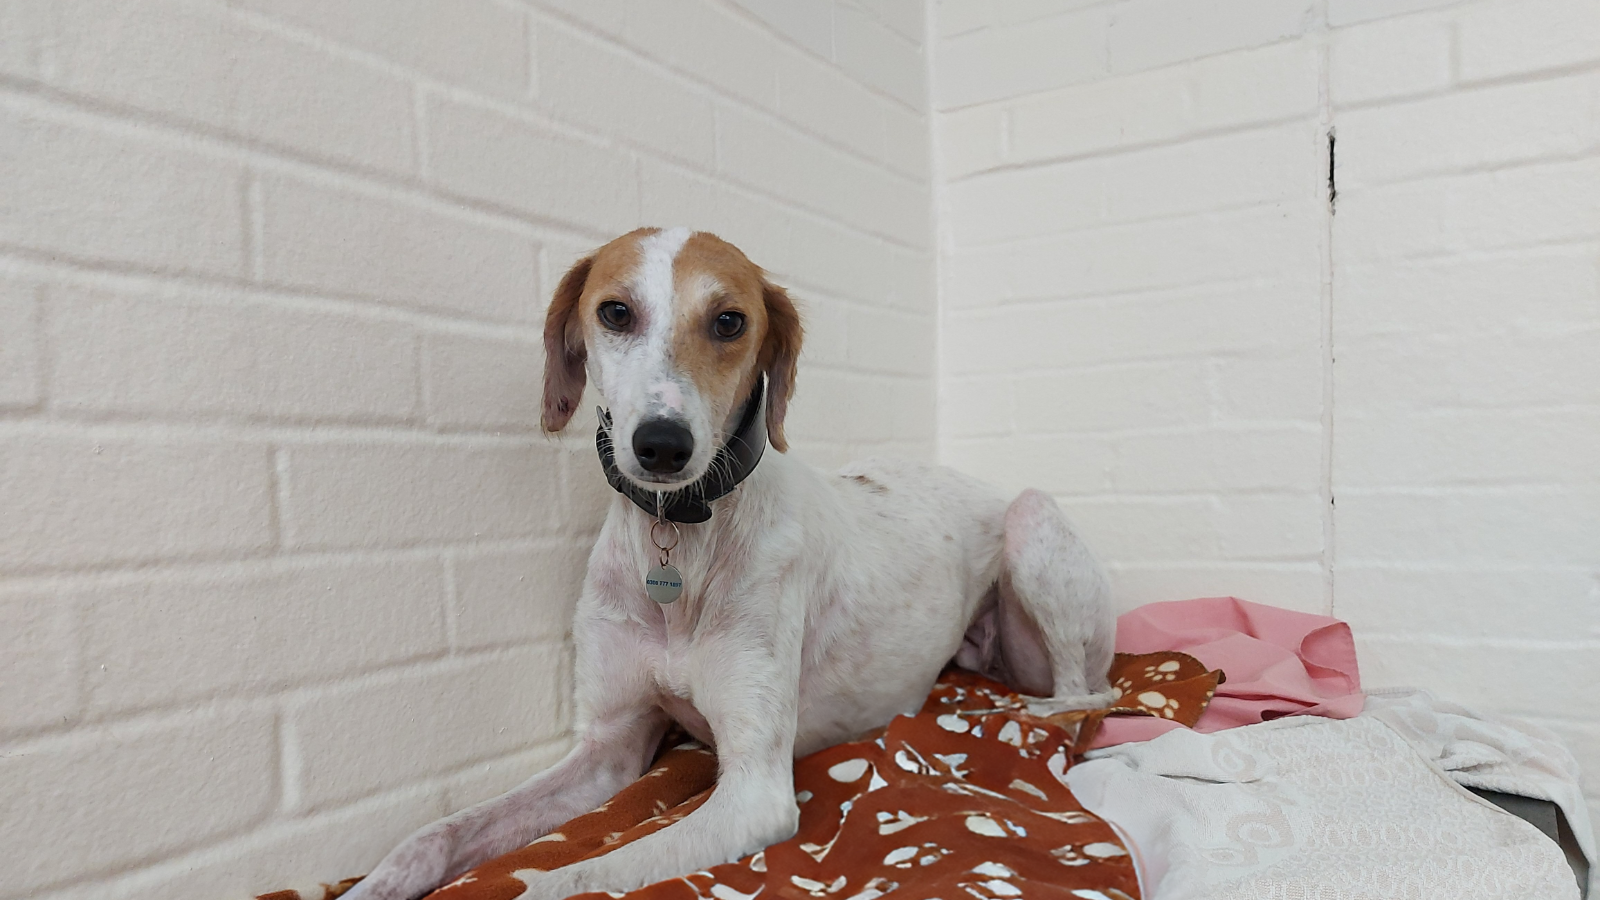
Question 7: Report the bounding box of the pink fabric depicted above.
[1089,596,1364,750]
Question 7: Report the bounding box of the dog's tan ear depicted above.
[759,277,803,452]
[541,255,593,433]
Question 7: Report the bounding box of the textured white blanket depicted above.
[1067,692,1594,899]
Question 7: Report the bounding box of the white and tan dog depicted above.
[346,228,1115,900]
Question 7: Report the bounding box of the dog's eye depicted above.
[712,311,746,340]
[597,301,632,331]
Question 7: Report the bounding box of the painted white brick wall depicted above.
[5,0,1596,894]
[931,0,1599,857]
[0,1,932,897]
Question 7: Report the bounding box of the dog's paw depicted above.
[509,867,585,900]
[1025,688,1117,716]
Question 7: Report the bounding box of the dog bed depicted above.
[256,652,1225,900]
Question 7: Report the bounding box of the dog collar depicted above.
[595,377,768,525]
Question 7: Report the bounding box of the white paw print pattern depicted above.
[1051,842,1129,867]
[1110,677,1133,702]
[1143,659,1183,682]
[788,874,848,896]
[883,841,952,868]
[1136,690,1182,719]
[844,877,898,900]
[963,861,1022,897]
[828,758,870,782]
[876,809,929,835]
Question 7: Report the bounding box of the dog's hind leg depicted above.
[992,488,1116,714]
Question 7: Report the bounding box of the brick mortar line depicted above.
[0,246,936,343]
[1330,562,1600,573]
[2,794,281,900]
[1334,483,1600,496]
[0,537,587,592]
[1336,321,1600,340]
[442,551,463,655]
[1154,554,1328,565]
[1335,237,1600,267]
[1332,403,1600,417]
[946,194,1327,254]
[268,448,289,552]
[241,174,262,282]
[1336,56,1600,114]
[942,274,1306,311]
[0,535,566,583]
[933,32,1329,117]
[709,0,926,86]
[412,82,432,181]
[980,434,1600,465]
[0,641,569,755]
[68,643,461,740]
[277,708,306,818]
[412,332,432,427]
[0,410,557,444]
[940,350,1325,378]
[1316,10,1339,619]
[925,0,953,459]
[1103,560,1325,571]
[1042,489,1332,501]
[948,230,1600,303]
[1330,144,1600,194]
[1355,634,1600,651]
[29,282,55,414]
[0,363,931,433]
[1314,232,1600,264]
[941,111,1325,183]
[943,419,1324,439]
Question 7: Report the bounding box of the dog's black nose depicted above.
[632,419,694,475]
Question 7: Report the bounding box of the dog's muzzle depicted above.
[596,376,768,524]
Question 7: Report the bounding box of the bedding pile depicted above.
[1069,709,1585,898]
[1068,597,1592,899]
[255,598,1595,900]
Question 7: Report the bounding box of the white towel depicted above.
[1066,699,1588,900]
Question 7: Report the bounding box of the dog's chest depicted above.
[643,629,716,745]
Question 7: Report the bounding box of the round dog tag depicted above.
[645,564,684,604]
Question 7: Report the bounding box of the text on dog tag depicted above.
[645,564,684,604]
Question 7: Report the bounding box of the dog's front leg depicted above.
[344,708,666,900]
[513,639,800,899]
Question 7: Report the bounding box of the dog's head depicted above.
[541,227,803,490]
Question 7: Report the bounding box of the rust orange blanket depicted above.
[258,653,1220,900]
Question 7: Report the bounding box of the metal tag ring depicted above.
[650,518,681,553]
